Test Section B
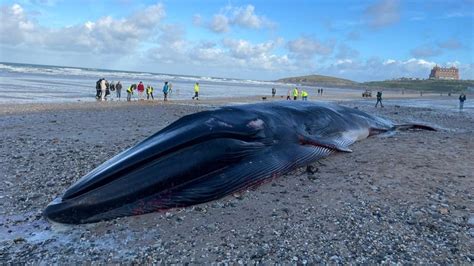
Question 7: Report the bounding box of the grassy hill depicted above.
[276,74,357,87]
[362,79,474,93]
[277,74,473,93]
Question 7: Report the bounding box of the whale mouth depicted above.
[43,113,269,224]
[62,131,262,201]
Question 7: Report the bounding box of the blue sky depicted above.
[1,0,473,81]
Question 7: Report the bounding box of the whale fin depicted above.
[298,134,353,153]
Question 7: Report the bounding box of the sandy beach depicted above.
[0,95,473,263]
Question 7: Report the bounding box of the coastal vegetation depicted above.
[277,74,474,92]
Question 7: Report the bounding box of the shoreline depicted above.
[0,91,467,116]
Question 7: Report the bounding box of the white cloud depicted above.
[0,3,166,53]
[209,14,230,33]
[319,57,440,81]
[287,37,335,58]
[0,4,39,45]
[201,5,275,33]
[231,5,274,29]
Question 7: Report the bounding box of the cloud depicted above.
[209,14,230,33]
[231,5,274,29]
[335,44,360,59]
[438,38,463,49]
[287,37,335,58]
[0,4,39,45]
[0,3,166,53]
[409,38,463,58]
[201,5,275,33]
[319,57,440,81]
[410,45,442,58]
[148,24,189,64]
[365,0,400,29]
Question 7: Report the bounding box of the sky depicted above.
[0,0,473,81]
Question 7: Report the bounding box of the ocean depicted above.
[0,62,299,103]
[0,62,471,114]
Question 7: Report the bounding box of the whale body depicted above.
[44,101,434,224]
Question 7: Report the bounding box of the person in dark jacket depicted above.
[459,92,467,110]
[115,81,122,100]
[375,91,384,108]
[95,78,102,99]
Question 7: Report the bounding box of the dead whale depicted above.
[43,101,435,223]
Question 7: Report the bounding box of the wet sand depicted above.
[0,97,473,263]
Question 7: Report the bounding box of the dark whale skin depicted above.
[43,101,434,224]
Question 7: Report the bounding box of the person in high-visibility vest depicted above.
[127,83,136,102]
[192,82,200,100]
[292,87,299,100]
[146,85,154,100]
[301,90,308,101]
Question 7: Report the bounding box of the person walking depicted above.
[100,78,107,101]
[286,89,291,100]
[301,90,308,101]
[375,91,384,108]
[192,82,200,100]
[320,88,324,95]
[146,85,154,100]
[459,92,467,110]
[116,81,122,100]
[137,81,145,100]
[95,78,102,100]
[163,81,170,101]
[272,88,276,98]
[127,83,136,102]
[292,87,299,100]
[317,88,320,95]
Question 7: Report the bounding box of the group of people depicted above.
[284,87,309,101]
[125,81,157,101]
[95,79,123,101]
[95,79,201,102]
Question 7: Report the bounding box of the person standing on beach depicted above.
[459,92,467,110]
[286,89,291,100]
[146,85,154,100]
[375,91,383,108]
[321,88,324,95]
[301,90,308,101]
[293,87,299,100]
[192,82,200,100]
[137,81,145,100]
[110,81,115,98]
[116,81,122,100]
[163,81,170,101]
[127,83,136,102]
[95,78,102,99]
[272,88,276,98]
[100,78,107,101]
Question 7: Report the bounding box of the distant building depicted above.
[429,65,459,80]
